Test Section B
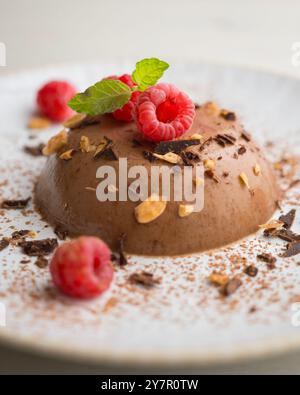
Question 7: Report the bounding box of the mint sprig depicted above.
[68,58,169,116]
[132,58,169,91]
[68,79,132,116]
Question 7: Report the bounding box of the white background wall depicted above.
[1,0,300,77]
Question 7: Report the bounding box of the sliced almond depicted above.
[42,130,68,156]
[193,177,204,187]
[190,133,203,140]
[135,194,167,224]
[63,114,86,129]
[253,164,261,176]
[27,231,37,239]
[259,220,284,231]
[27,117,51,130]
[153,152,182,164]
[178,204,194,218]
[239,172,250,188]
[208,272,229,287]
[80,136,95,153]
[204,159,215,171]
[203,102,219,116]
[59,149,74,161]
[94,137,111,158]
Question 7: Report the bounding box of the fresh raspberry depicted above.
[37,81,77,122]
[106,74,140,122]
[50,237,113,299]
[135,83,195,142]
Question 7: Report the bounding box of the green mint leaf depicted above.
[132,58,169,91]
[68,79,132,116]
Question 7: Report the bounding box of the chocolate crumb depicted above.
[194,103,201,109]
[154,139,201,155]
[20,259,31,265]
[238,146,247,155]
[1,198,31,210]
[219,278,242,297]
[11,230,32,240]
[257,253,277,267]
[20,238,58,256]
[24,143,45,157]
[181,151,200,166]
[0,238,9,252]
[241,131,251,142]
[129,271,161,288]
[35,256,48,269]
[279,209,296,230]
[245,265,258,277]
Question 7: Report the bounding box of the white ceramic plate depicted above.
[0,62,300,367]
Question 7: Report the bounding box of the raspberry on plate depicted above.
[37,81,77,122]
[107,74,140,122]
[50,237,114,299]
[135,83,195,142]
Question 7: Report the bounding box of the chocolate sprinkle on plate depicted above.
[129,271,161,288]
[241,131,252,142]
[214,134,237,147]
[0,238,9,252]
[35,256,48,269]
[154,139,201,155]
[24,143,45,157]
[20,238,58,256]
[219,278,242,297]
[244,265,258,277]
[257,253,277,265]
[1,198,31,210]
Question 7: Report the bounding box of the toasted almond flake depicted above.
[153,152,182,164]
[63,114,86,129]
[59,149,74,161]
[193,177,204,187]
[178,204,194,218]
[135,194,167,224]
[239,172,250,188]
[190,133,203,140]
[42,130,68,156]
[27,117,51,130]
[253,164,261,176]
[259,220,285,231]
[80,136,95,153]
[27,231,37,239]
[208,272,229,286]
[94,138,111,158]
[204,102,219,116]
[273,162,283,170]
[204,159,215,171]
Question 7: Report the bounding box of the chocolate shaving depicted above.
[94,137,117,160]
[288,179,300,190]
[241,131,251,142]
[220,111,236,121]
[214,134,236,147]
[54,226,68,241]
[199,137,213,152]
[282,241,300,258]
[11,230,31,240]
[205,170,220,183]
[20,238,58,256]
[279,209,296,230]
[244,265,258,277]
[154,139,201,155]
[35,256,48,269]
[1,198,30,210]
[24,143,45,157]
[194,103,201,109]
[219,278,242,297]
[143,151,157,163]
[129,271,161,288]
[0,238,9,252]
[181,151,200,166]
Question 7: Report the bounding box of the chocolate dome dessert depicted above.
[35,102,280,256]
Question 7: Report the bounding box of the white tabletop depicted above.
[1,0,300,374]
